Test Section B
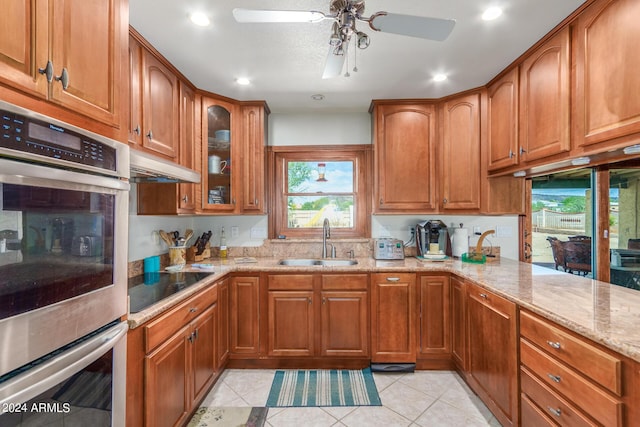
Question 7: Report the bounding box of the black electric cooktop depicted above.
[127,272,213,313]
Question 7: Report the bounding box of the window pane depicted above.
[287,196,354,228]
[609,168,640,289]
[287,161,353,193]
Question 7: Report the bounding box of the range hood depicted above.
[129,150,200,183]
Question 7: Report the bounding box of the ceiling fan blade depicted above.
[232,8,327,23]
[369,13,456,41]
[322,44,348,79]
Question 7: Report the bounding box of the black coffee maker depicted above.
[416,220,452,257]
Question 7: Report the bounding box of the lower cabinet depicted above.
[418,275,451,368]
[371,273,417,363]
[216,278,229,368]
[230,275,260,356]
[450,275,467,371]
[466,282,518,427]
[126,283,219,427]
[267,273,369,359]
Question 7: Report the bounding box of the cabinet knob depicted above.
[519,147,527,155]
[443,198,448,204]
[547,407,562,417]
[386,277,400,282]
[308,297,312,305]
[189,307,197,313]
[182,195,189,203]
[133,125,141,136]
[54,68,69,90]
[322,297,326,305]
[479,293,488,299]
[146,130,153,141]
[255,198,259,206]
[509,150,515,158]
[38,60,54,83]
[547,373,561,383]
[379,198,383,205]
[546,340,561,349]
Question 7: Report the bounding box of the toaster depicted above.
[72,235,102,257]
[373,238,405,260]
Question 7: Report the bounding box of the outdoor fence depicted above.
[532,209,585,232]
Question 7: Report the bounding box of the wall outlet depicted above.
[473,226,481,234]
[231,226,239,238]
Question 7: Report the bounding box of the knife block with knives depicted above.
[187,231,212,262]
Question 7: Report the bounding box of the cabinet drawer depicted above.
[466,282,513,313]
[144,285,218,353]
[520,310,621,395]
[268,274,314,290]
[322,274,368,290]
[521,394,556,427]
[520,339,622,427]
[521,366,597,427]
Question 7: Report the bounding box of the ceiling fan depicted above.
[233,0,456,79]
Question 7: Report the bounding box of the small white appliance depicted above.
[373,238,405,260]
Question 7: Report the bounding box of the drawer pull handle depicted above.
[386,277,400,282]
[189,307,198,313]
[547,373,561,383]
[479,293,488,299]
[547,340,561,349]
[547,407,562,417]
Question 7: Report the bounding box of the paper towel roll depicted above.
[452,228,469,258]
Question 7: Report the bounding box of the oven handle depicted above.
[0,321,128,408]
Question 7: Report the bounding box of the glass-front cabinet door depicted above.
[202,97,238,212]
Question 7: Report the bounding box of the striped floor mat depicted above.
[266,368,382,407]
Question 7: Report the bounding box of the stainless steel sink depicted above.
[278,258,358,267]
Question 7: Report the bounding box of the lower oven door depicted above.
[0,321,127,427]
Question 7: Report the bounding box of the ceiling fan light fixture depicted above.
[189,11,210,27]
[235,77,251,85]
[482,6,503,21]
[356,31,370,49]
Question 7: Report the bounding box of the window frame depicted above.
[268,145,371,239]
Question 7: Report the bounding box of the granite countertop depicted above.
[127,256,640,363]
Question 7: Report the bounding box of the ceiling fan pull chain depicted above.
[344,42,351,77]
[353,41,358,72]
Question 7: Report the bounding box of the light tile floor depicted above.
[196,369,502,426]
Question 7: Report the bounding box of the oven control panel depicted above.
[1,108,116,171]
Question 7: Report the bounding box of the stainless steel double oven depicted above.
[0,101,129,426]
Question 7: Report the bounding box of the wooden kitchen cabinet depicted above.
[216,278,229,369]
[450,275,467,371]
[320,274,369,358]
[240,103,269,213]
[418,275,451,368]
[519,27,570,162]
[466,282,518,427]
[440,92,481,211]
[136,80,198,215]
[0,0,126,134]
[487,68,519,171]
[371,101,437,213]
[230,275,260,356]
[573,0,640,151]
[126,284,219,427]
[371,273,417,363]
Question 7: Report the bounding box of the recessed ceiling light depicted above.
[189,11,210,27]
[482,6,503,21]
[236,77,251,85]
[433,74,447,82]
[311,94,325,101]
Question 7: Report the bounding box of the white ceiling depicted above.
[129,0,586,113]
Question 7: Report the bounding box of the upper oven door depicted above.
[0,158,129,377]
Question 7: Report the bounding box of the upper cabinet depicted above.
[240,103,269,214]
[0,0,126,137]
[519,27,570,162]
[573,0,640,150]
[440,92,481,211]
[372,102,437,213]
[487,68,519,171]
[129,32,179,160]
[201,97,239,213]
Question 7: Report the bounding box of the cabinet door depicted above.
[128,35,143,147]
[49,0,123,127]
[419,275,450,356]
[145,325,190,427]
[574,0,640,148]
[268,290,315,357]
[216,279,229,368]
[191,304,216,408]
[373,103,436,212]
[241,104,267,213]
[0,0,48,98]
[519,27,570,162]
[230,276,260,355]
[320,290,369,357]
[178,82,197,212]
[441,93,481,210]
[202,97,239,212]
[371,273,416,363]
[467,283,518,426]
[487,68,519,171]
[451,276,467,370]
[142,49,179,158]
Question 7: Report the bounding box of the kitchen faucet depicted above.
[322,218,335,258]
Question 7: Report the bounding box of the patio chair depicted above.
[628,239,640,250]
[547,236,566,271]
[563,240,591,275]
